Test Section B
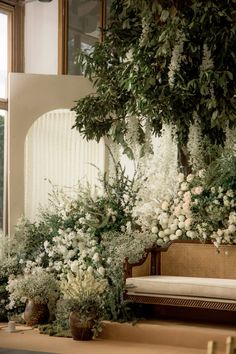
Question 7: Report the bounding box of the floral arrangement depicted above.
[60,271,108,335]
[3,146,236,336]
[7,268,59,309]
[133,152,236,248]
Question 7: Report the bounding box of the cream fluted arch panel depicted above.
[24,109,105,222]
[8,73,101,235]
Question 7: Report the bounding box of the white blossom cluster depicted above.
[7,268,58,309]
[61,271,108,302]
[134,165,236,248]
[200,43,214,71]
[168,31,185,88]
[125,115,141,158]
[139,16,150,47]
[195,187,236,248]
[134,172,200,245]
[187,112,205,171]
[134,124,178,206]
[42,228,106,281]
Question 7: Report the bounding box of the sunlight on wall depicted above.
[24,109,105,221]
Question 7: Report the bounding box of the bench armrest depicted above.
[124,243,171,279]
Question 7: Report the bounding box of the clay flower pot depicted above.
[69,311,94,340]
[24,300,49,326]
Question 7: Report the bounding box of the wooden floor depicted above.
[1,320,236,354]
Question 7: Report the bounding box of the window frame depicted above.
[58,0,107,75]
[0,0,24,233]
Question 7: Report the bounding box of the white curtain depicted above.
[24,109,105,221]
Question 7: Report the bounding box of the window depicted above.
[0,1,24,231]
[58,0,112,75]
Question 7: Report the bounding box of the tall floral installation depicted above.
[0,0,236,341]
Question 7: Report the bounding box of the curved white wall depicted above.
[8,73,97,235]
[25,109,105,221]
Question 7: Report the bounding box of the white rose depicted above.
[228,225,236,234]
[185,218,192,228]
[181,182,188,191]
[170,224,178,232]
[186,174,194,182]
[175,229,182,237]
[186,231,194,239]
[178,222,185,229]
[151,226,158,234]
[170,234,178,241]
[161,201,169,211]
[195,186,203,195]
[177,173,185,183]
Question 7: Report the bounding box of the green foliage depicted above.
[190,153,236,241]
[12,218,53,267]
[72,0,236,153]
[204,153,236,190]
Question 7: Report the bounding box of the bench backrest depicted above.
[130,241,236,279]
[161,242,236,279]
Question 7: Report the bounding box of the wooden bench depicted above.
[125,241,236,323]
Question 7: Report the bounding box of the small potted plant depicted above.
[7,268,59,326]
[60,271,108,340]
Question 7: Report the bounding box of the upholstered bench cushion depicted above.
[126,276,236,300]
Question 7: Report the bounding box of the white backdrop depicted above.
[25,109,105,221]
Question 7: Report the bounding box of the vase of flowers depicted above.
[60,271,108,340]
[24,299,49,326]
[7,268,59,326]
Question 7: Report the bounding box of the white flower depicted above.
[181,182,188,191]
[226,190,234,198]
[193,186,203,195]
[92,253,100,262]
[170,234,178,241]
[228,225,236,234]
[170,224,178,232]
[151,226,158,234]
[87,266,93,274]
[97,267,105,277]
[70,261,79,273]
[178,222,185,229]
[185,218,192,228]
[177,173,185,183]
[175,229,182,237]
[161,201,169,211]
[198,170,205,178]
[186,174,194,182]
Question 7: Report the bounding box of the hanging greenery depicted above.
[72,0,236,157]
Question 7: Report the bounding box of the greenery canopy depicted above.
[72,0,236,154]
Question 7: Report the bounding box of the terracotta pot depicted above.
[69,312,93,340]
[24,300,49,326]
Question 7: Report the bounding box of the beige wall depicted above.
[8,73,95,235]
[24,0,58,74]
